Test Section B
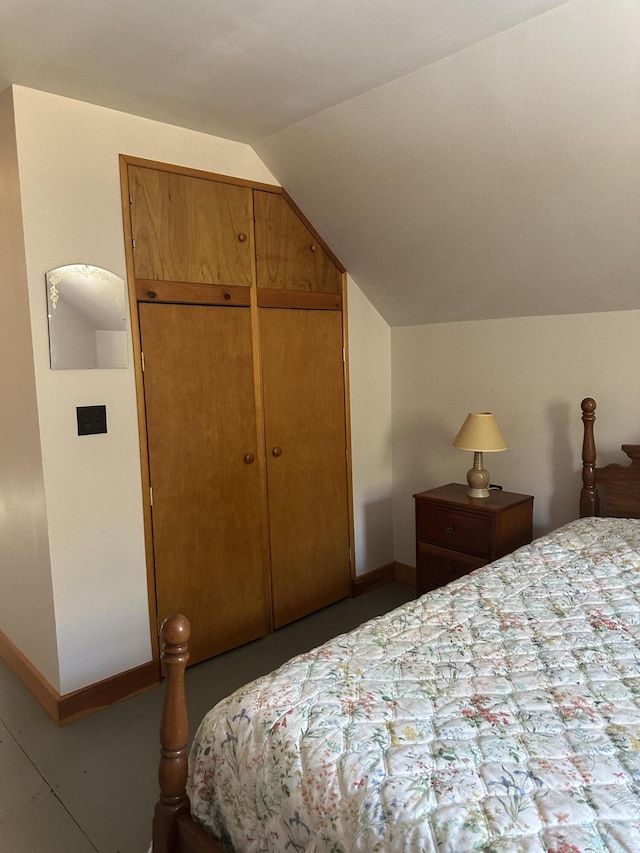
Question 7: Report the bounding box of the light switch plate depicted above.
[77,405,107,435]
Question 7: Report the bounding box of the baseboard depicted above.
[58,660,159,725]
[352,563,395,595]
[394,562,416,586]
[353,561,417,595]
[0,628,61,721]
[0,628,159,725]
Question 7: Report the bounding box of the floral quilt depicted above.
[188,517,640,852]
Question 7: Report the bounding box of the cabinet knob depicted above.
[445,525,454,534]
[147,290,157,299]
[244,453,255,464]
[272,446,282,457]
[310,244,318,253]
[238,232,247,243]
[223,292,231,300]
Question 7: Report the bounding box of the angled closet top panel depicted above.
[254,191,342,294]
[128,165,253,286]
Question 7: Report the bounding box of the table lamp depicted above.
[452,412,507,498]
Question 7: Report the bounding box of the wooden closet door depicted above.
[129,166,252,286]
[260,308,351,627]
[139,303,269,665]
[254,191,341,293]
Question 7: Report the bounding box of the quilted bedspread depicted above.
[188,517,640,852]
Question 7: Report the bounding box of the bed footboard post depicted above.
[580,397,599,517]
[153,614,191,853]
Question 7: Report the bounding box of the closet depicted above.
[121,157,353,665]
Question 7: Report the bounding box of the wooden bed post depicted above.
[153,614,191,853]
[580,397,599,518]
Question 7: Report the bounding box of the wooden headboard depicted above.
[580,397,640,518]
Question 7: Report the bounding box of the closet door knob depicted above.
[238,232,247,243]
[244,453,255,464]
[272,447,282,457]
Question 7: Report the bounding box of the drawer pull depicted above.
[445,525,454,534]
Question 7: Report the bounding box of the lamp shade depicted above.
[452,412,507,452]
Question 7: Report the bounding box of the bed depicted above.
[152,397,640,852]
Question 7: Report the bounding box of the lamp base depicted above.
[466,452,490,498]
[467,484,490,498]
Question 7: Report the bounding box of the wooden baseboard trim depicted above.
[0,628,61,721]
[0,629,159,725]
[352,563,395,596]
[353,561,417,595]
[393,562,416,587]
[58,660,159,725]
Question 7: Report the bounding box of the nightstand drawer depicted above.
[416,578,436,597]
[414,484,534,599]
[417,504,491,556]
[417,542,486,589]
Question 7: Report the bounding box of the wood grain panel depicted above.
[135,279,250,307]
[260,308,351,627]
[129,166,252,286]
[596,445,640,518]
[254,191,342,293]
[139,303,269,665]
[256,288,342,310]
[123,154,282,194]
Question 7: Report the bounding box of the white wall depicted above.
[347,277,393,574]
[391,310,640,566]
[255,0,640,327]
[0,87,59,684]
[7,85,391,693]
[6,87,636,696]
[11,85,278,693]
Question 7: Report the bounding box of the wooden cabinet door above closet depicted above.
[254,191,341,294]
[129,166,252,286]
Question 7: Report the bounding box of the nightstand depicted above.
[413,483,534,597]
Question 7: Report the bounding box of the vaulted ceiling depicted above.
[2,0,638,325]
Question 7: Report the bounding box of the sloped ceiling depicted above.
[1,0,638,325]
[256,0,640,325]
